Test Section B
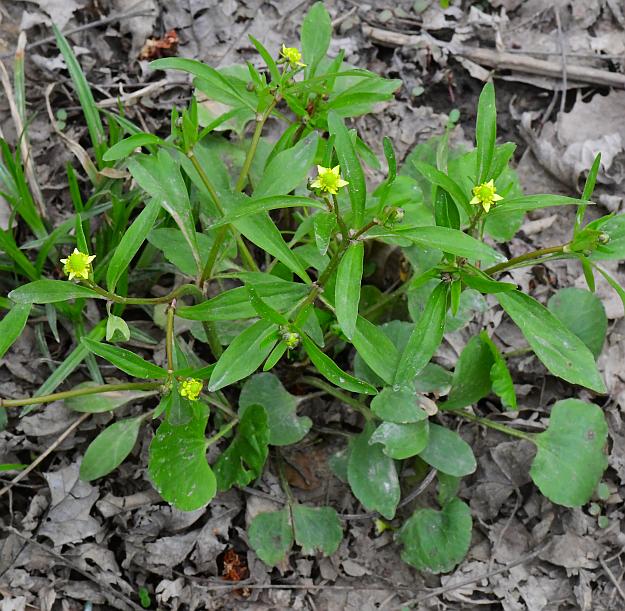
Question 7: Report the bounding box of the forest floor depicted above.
[1,0,625,609]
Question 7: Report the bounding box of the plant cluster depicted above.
[1,2,622,573]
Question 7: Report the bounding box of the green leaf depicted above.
[53,25,105,164]
[128,150,202,274]
[214,404,269,491]
[313,211,337,255]
[395,282,448,386]
[475,81,496,183]
[292,504,343,556]
[418,423,476,477]
[249,35,280,82]
[107,197,160,292]
[233,209,311,283]
[351,316,400,386]
[301,334,377,395]
[398,498,472,573]
[239,373,311,445]
[590,214,625,260]
[103,133,165,161]
[370,420,429,459]
[335,242,363,340]
[371,386,428,423]
[106,314,130,343]
[148,404,217,510]
[151,57,256,111]
[460,266,516,294]
[65,382,157,413]
[80,416,143,480]
[248,509,293,566]
[489,194,586,218]
[254,133,318,198]
[530,399,608,507]
[413,161,471,217]
[81,338,169,379]
[211,195,324,229]
[9,280,104,304]
[547,287,607,359]
[177,276,308,321]
[327,111,366,227]
[208,320,279,391]
[347,423,400,519]
[443,335,494,410]
[0,303,31,359]
[393,226,504,264]
[301,1,332,76]
[497,291,606,393]
[480,332,516,410]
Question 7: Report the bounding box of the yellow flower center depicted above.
[310,165,349,195]
[180,378,203,401]
[60,249,95,281]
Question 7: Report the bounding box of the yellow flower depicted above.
[469,179,503,213]
[310,165,349,195]
[279,44,306,68]
[60,248,95,281]
[180,378,203,401]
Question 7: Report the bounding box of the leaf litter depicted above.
[0,0,624,609]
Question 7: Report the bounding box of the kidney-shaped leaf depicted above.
[239,373,311,446]
[292,504,343,556]
[347,423,400,519]
[248,508,293,567]
[397,497,472,573]
[418,423,476,477]
[530,398,608,507]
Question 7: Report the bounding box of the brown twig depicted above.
[362,25,625,89]
[3,526,144,611]
[0,413,90,499]
[599,555,625,604]
[395,541,551,609]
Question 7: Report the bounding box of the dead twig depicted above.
[0,50,47,220]
[0,413,90,499]
[2,526,143,611]
[395,541,551,609]
[362,24,625,89]
[599,555,625,604]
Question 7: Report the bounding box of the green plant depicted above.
[0,2,620,574]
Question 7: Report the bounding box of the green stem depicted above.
[205,418,239,447]
[484,245,566,275]
[353,219,380,240]
[457,409,534,441]
[189,153,258,278]
[276,451,296,504]
[299,376,373,420]
[84,281,200,305]
[0,382,162,408]
[166,302,175,372]
[235,100,277,192]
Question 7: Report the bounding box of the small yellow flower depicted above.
[60,248,96,281]
[180,378,203,401]
[469,179,503,213]
[310,165,349,195]
[279,44,306,68]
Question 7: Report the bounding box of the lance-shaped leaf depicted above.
[497,291,606,393]
[335,241,364,340]
[9,280,103,304]
[0,303,31,359]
